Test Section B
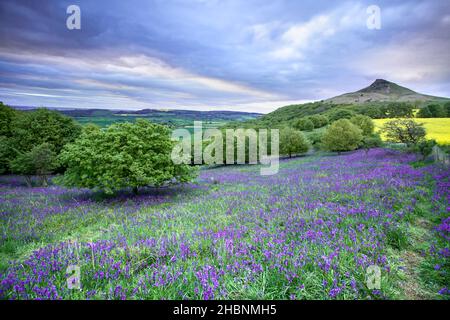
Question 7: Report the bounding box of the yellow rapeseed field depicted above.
[374,118,450,144]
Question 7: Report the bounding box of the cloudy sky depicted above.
[0,0,449,113]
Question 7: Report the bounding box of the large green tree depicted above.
[57,119,197,194]
[10,108,81,155]
[279,128,309,158]
[322,119,363,153]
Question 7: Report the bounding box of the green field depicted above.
[374,118,450,144]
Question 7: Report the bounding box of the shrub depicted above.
[327,109,356,122]
[294,118,314,131]
[322,119,363,153]
[350,115,374,136]
[9,143,58,187]
[309,115,328,128]
[360,134,383,155]
[57,119,197,194]
[279,128,309,158]
[417,106,433,118]
[426,104,447,118]
[413,139,437,160]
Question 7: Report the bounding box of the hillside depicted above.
[231,79,449,128]
[327,79,449,104]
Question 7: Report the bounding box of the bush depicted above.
[417,106,433,118]
[305,130,324,148]
[57,119,197,194]
[360,134,383,155]
[309,115,328,128]
[426,104,447,118]
[9,143,58,187]
[322,119,363,153]
[10,108,81,155]
[327,109,356,122]
[294,118,314,131]
[380,119,426,147]
[413,139,437,160]
[350,115,374,136]
[279,128,309,158]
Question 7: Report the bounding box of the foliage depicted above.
[322,119,363,153]
[279,128,309,157]
[0,136,13,174]
[294,118,314,131]
[374,118,450,145]
[57,119,197,194]
[9,143,58,187]
[10,108,81,157]
[417,106,433,118]
[360,134,383,154]
[413,139,437,160]
[326,108,356,122]
[0,102,18,137]
[309,114,328,128]
[380,119,426,146]
[350,115,375,136]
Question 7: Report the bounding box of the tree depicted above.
[380,119,426,147]
[322,119,363,154]
[10,108,81,155]
[414,139,436,160]
[0,103,19,173]
[327,109,356,122]
[385,102,414,118]
[350,115,374,136]
[294,118,314,131]
[57,119,197,194]
[0,136,12,174]
[445,101,450,117]
[0,102,17,137]
[9,143,58,187]
[426,103,446,118]
[417,106,433,118]
[309,115,328,128]
[360,134,383,155]
[279,128,309,158]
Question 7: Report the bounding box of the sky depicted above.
[0,0,449,113]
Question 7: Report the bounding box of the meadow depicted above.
[374,118,450,144]
[0,148,448,300]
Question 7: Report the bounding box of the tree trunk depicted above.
[41,175,48,187]
[133,186,139,195]
[25,176,32,187]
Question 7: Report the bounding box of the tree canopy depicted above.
[322,119,363,153]
[57,119,197,194]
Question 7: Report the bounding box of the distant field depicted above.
[374,118,450,144]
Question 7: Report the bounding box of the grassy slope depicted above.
[0,151,448,300]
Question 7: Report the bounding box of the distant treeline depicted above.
[225,100,450,129]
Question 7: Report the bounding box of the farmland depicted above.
[0,149,448,300]
[374,118,450,144]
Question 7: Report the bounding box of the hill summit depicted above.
[326,79,447,104]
